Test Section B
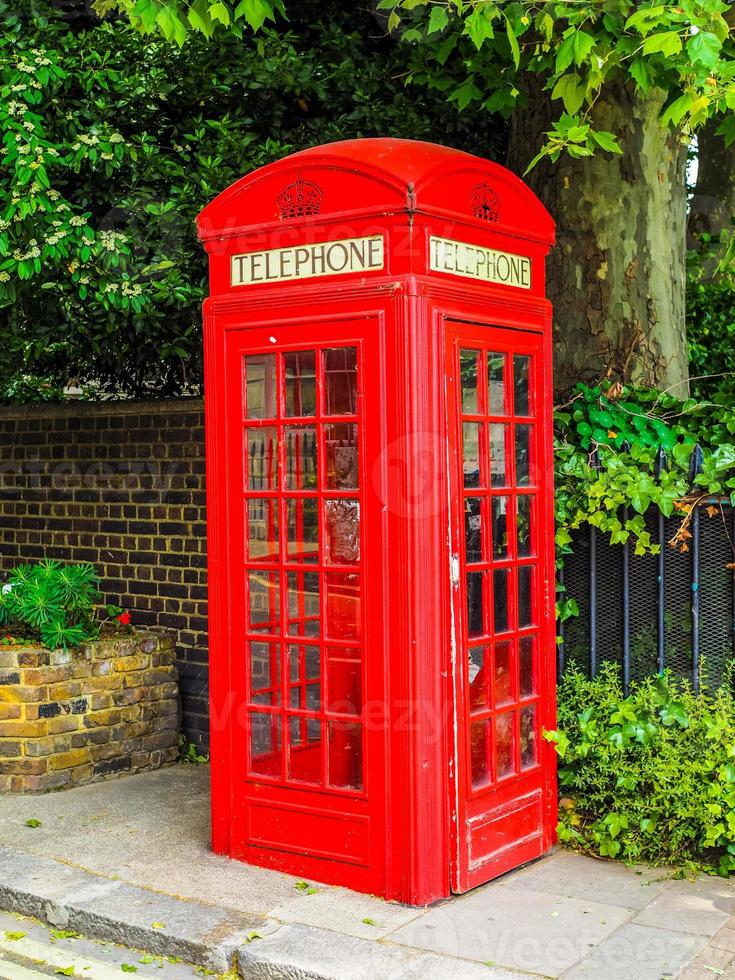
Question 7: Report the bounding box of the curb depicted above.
[0,845,266,973]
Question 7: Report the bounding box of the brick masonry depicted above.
[0,399,209,748]
[0,630,179,793]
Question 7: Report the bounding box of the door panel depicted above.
[225,320,385,892]
[447,321,554,892]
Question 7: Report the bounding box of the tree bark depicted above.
[507,78,689,395]
[688,120,735,251]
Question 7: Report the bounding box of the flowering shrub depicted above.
[0,560,131,650]
[0,1,501,398]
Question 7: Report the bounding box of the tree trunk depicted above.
[507,78,689,395]
[688,120,735,253]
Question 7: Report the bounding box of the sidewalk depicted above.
[0,766,733,979]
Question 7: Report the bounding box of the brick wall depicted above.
[0,399,209,749]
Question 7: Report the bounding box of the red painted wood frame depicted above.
[199,139,556,905]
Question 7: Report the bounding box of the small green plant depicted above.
[547,664,735,875]
[0,560,131,651]
[178,734,209,765]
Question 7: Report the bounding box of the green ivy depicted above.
[554,381,735,556]
[546,664,735,875]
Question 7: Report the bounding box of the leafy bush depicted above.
[687,243,735,404]
[547,664,735,875]
[0,560,123,649]
[0,0,503,399]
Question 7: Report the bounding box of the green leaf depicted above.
[234,0,272,31]
[572,32,595,67]
[661,91,695,128]
[426,6,448,35]
[465,9,494,50]
[555,34,575,74]
[4,932,26,941]
[687,31,721,70]
[505,16,520,70]
[642,31,683,58]
[629,56,651,93]
[25,818,41,828]
[551,74,586,115]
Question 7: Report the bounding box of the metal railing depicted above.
[558,444,735,693]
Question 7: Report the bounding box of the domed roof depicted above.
[197,138,554,247]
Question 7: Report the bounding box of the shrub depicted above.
[546,663,735,876]
[0,559,124,649]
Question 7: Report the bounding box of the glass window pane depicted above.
[464,497,483,565]
[491,495,510,560]
[493,567,509,634]
[245,355,277,420]
[249,641,280,705]
[470,719,491,789]
[248,571,280,633]
[466,571,485,639]
[324,347,357,416]
[514,355,532,417]
[488,352,505,415]
[521,704,537,769]
[247,498,279,562]
[305,644,320,680]
[327,650,362,715]
[247,427,278,491]
[326,572,361,640]
[515,424,532,486]
[325,423,358,489]
[288,716,322,785]
[326,499,360,565]
[520,635,535,698]
[468,646,488,712]
[489,423,508,487]
[517,495,533,558]
[495,711,516,779]
[284,350,316,417]
[287,572,320,637]
[287,497,319,563]
[249,711,281,777]
[285,425,317,490]
[494,640,514,707]
[462,422,481,488]
[328,720,363,790]
[518,566,533,628]
[288,643,300,683]
[460,349,480,414]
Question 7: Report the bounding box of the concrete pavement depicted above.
[0,766,733,978]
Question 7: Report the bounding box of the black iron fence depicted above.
[558,446,735,693]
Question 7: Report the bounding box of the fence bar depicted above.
[557,563,565,678]
[657,509,666,674]
[622,506,631,694]
[692,505,700,692]
[589,524,597,677]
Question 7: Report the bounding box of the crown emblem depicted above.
[470,182,500,222]
[276,174,324,220]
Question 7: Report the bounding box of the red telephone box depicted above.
[197,138,556,905]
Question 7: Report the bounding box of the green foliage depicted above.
[177,733,209,764]
[687,240,735,403]
[378,0,735,167]
[0,1,501,399]
[554,381,735,554]
[547,664,735,874]
[0,560,102,649]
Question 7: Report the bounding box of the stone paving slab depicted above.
[0,845,266,973]
[632,875,735,937]
[388,881,633,977]
[561,922,708,980]
[505,849,668,910]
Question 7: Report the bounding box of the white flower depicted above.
[70,215,86,227]
[109,133,124,144]
[0,273,10,283]
[2,583,13,594]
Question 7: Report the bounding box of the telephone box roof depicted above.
[196,137,555,247]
